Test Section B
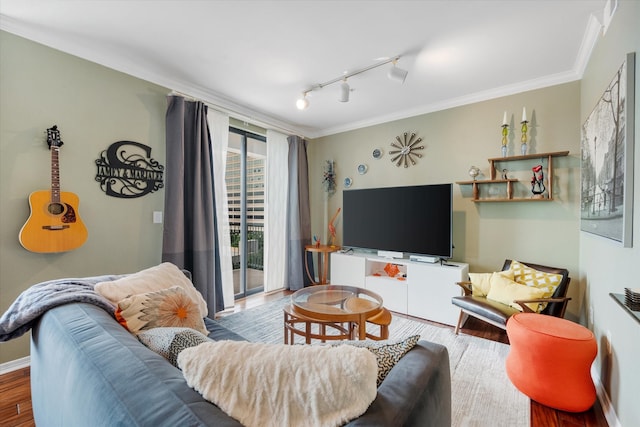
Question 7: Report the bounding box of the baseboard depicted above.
[0,356,30,375]
[591,365,621,427]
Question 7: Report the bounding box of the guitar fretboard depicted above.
[51,146,60,203]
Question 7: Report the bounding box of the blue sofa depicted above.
[30,301,451,426]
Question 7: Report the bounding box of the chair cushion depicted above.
[451,295,519,327]
[507,260,564,310]
[486,274,547,312]
[468,271,514,297]
[508,260,563,297]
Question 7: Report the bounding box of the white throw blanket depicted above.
[178,340,378,427]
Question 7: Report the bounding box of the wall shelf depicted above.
[456,150,569,202]
[610,293,640,325]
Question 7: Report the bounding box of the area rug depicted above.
[216,297,529,427]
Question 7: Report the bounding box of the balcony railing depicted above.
[229,224,264,270]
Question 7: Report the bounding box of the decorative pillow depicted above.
[468,270,514,297]
[486,274,547,312]
[328,335,420,386]
[138,327,210,367]
[508,260,564,310]
[115,286,209,335]
[508,260,563,297]
[95,262,208,317]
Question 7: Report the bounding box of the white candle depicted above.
[502,111,508,126]
[522,107,527,122]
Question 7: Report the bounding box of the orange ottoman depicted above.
[505,313,597,412]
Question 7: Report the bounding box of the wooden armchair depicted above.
[451,259,571,334]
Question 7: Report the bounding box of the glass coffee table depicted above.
[286,285,383,342]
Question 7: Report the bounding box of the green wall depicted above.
[0,31,169,363]
[309,82,582,317]
[579,0,640,425]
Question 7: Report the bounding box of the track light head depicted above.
[339,81,350,102]
[296,93,309,110]
[388,61,408,84]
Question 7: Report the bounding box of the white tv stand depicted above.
[331,252,469,326]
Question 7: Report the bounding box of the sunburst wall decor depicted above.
[389,132,424,168]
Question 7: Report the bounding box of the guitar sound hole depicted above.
[48,203,65,215]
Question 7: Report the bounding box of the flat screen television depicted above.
[342,183,453,259]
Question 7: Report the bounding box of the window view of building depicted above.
[226,129,266,297]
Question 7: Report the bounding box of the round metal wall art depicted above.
[389,132,424,168]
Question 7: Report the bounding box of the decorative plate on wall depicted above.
[389,132,424,168]
[372,148,383,160]
[344,177,353,188]
[357,164,368,175]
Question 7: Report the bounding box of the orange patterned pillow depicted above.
[115,286,209,335]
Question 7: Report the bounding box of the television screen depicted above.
[342,183,453,259]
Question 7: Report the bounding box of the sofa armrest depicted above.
[345,340,451,427]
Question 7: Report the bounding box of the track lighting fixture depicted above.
[339,80,350,102]
[296,92,309,110]
[296,55,407,109]
[388,59,408,84]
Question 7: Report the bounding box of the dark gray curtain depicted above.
[163,96,224,314]
[286,135,314,290]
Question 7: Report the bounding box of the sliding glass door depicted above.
[226,128,266,298]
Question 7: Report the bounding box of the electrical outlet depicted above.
[588,305,594,325]
[605,330,612,354]
[153,211,163,224]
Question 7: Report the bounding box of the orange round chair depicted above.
[505,313,597,412]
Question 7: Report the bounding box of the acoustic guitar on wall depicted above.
[19,125,88,253]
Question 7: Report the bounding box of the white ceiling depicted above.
[0,0,609,138]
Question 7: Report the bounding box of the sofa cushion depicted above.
[138,327,211,367]
[327,335,420,386]
[178,340,378,427]
[95,262,208,317]
[115,286,209,335]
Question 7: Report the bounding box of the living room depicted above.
[0,1,638,426]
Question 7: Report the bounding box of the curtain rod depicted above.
[167,90,303,138]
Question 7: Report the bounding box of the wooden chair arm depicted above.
[454,281,473,296]
[513,297,572,313]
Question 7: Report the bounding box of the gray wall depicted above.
[579,1,640,426]
[0,31,169,363]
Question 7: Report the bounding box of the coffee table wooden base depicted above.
[283,304,353,344]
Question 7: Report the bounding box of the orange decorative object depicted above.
[506,313,597,412]
[328,208,341,247]
[384,263,400,277]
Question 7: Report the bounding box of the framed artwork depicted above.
[580,52,635,247]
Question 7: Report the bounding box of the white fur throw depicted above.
[178,341,378,427]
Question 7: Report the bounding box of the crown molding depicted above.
[313,69,582,138]
[1,12,599,140]
[0,15,309,138]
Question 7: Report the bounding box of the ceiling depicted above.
[0,0,609,138]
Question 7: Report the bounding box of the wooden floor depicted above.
[0,290,608,427]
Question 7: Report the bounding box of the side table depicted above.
[304,244,340,285]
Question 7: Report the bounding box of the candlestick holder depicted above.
[520,120,529,155]
[501,124,508,157]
